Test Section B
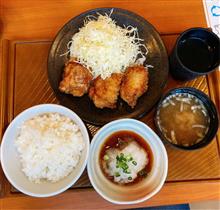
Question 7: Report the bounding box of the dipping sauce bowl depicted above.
[87,119,168,204]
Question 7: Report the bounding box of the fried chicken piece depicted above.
[89,73,123,109]
[120,66,149,108]
[59,60,93,97]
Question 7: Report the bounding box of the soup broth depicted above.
[156,93,210,146]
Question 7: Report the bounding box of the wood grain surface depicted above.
[3,181,220,210]
[1,0,207,40]
[8,36,220,187]
[5,37,220,190]
[1,0,220,209]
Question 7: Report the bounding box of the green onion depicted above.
[132,161,137,166]
[121,163,128,170]
[115,172,120,177]
[124,169,131,174]
[128,176,132,180]
[115,153,137,175]
[116,155,120,161]
[122,157,127,161]
[103,155,109,161]
[126,154,133,161]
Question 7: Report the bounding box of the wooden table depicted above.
[0,1,220,209]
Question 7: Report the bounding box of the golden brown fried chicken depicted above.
[120,66,149,108]
[89,73,123,109]
[59,60,93,97]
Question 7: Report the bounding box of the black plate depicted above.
[48,8,169,125]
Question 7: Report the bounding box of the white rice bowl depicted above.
[0,104,90,197]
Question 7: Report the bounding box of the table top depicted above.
[0,1,220,209]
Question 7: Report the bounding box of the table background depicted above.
[0,1,219,209]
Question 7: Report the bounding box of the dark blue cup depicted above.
[169,28,220,81]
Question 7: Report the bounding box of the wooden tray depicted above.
[1,35,220,194]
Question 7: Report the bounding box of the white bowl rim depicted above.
[87,118,168,205]
[0,104,90,197]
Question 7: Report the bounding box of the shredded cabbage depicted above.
[67,13,149,79]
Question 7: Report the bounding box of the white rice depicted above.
[15,113,85,183]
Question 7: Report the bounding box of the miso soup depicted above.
[156,93,210,147]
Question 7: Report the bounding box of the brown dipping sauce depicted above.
[99,130,153,185]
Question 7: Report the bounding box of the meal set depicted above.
[1,8,219,204]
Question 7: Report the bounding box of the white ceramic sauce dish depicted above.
[87,119,168,204]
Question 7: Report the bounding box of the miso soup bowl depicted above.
[87,119,168,205]
[154,87,219,150]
